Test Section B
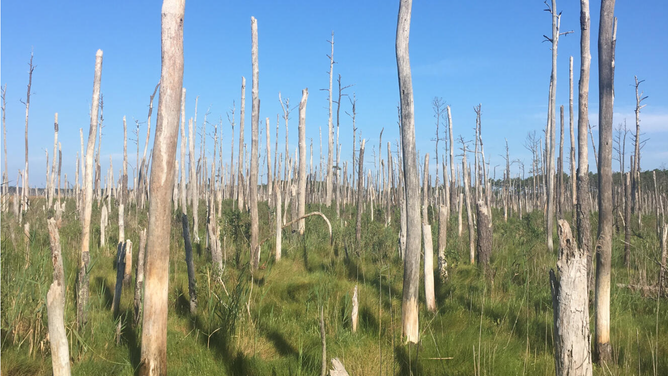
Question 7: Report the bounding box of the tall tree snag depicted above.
[396,0,421,344]
[139,0,184,373]
[249,17,260,270]
[594,1,616,363]
[77,49,103,328]
[298,89,309,235]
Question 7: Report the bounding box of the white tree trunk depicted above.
[298,89,309,235]
[46,218,71,376]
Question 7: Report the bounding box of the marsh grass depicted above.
[1,196,666,375]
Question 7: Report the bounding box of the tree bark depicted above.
[134,228,147,325]
[397,0,421,343]
[356,140,366,243]
[476,200,492,268]
[594,1,616,363]
[266,117,272,204]
[78,49,103,328]
[352,285,358,333]
[139,1,184,373]
[423,224,436,312]
[249,17,260,270]
[180,88,187,215]
[112,241,127,317]
[624,172,631,267]
[569,57,576,210]
[188,118,199,243]
[275,182,282,261]
[47,218,71,376]
[326,32,334,207]
[238,77,246,212]
[298,89,309,235]
[576,0,594,295]
[464,161,475,264]
[549,220,593,376]
[545,0,561,252]
[438,204,448,281]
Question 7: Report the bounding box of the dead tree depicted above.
[325,32,335,207]
[238,77,246,212]
[631,76,647,216]
[46,218,71,376]
[447,106,455,213]
[275,182,282,261]
[139,0,184,373]
[624,173,631,267]
[266,117,272,204]
[134,228,147,325]
[77,50,103,328]
[49,114,59,209]
[298,89,309,234]
[594,3,616,363]
[356,139,366,243]
[249,17,260,270]
[476,200,492,268]
[422,155,436,312]
[180,88,187,214]
[569,56,576,210]
[1,85,7,213]
[397,0,421,343]
[188,118,199,243]
[557,105,564,218]
[576,0,594,294]
[20,53,34,219]
[549,220,593,376]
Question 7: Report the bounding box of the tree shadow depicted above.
[93,276,114,310]
[394,342,423,376]
[265,330,298,357]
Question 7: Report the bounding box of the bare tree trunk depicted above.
[577,0,594,295]
[447,106,455,213]
[659,225,668,292]
[594,2,616,363]
[423,223,436,312]
[631,76,646,215]
[463,160,475,264]
[438,204,447,281]
[180,88,187,214]
[476,200,492,268]
[275,182,282,261]
[298,89,309,235]
[188,118,199,243]
[249,17,260,270]
[569,57,576,210]
[111,240,127,317]
[558,105,565,219]
[545,0,561,252]
[396,0,421,344]
[134,228,147,325]
[21,53,34,218]
[123,240,133,287]
[549,220,593,376]
[77,50,103,328]
[320,306,327,376]
[100,204,108,248]
[624,172,631,267]
[326,32,334,207]
[356,140,366,243]
[49,114,59,209]
[1,85,7,213]
[352,285,358,333]
[266,117,273,205]
[238,77,246,212]
[139,1,184,373]
[46,218,71,376]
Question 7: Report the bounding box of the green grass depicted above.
[2,196,667,375]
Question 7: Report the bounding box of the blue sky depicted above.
[2,0,667,188]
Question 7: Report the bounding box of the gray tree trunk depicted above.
[180,88,187,215]
[134,228,147,325]
[78,49,103,328]
[396,0,421,343]
[238,77,246,212]
[476,200,492,268]
[139,1,184,373]
[594,2,616,363]
[549,220,593,376]
[298,89,309,235]
[356,140,366,243]
[569,57,577,210]
[326,32,334,207]
[438,204,448,281]
[249,17,260,270]
[46,218,71,376]
[576,0,594,295]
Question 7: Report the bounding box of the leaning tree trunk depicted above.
[594,0,616,364]
[46,218,71,376]
[78,49,103,328]
[249,17,260,270]
[576,0,594,295]
[396,0,421,344]
[139,0,184,374]
[298,89,309,235]
[549,220,593,376]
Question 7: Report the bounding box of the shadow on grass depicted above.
[394,342,423,376]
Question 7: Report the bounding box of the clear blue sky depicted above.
[2,0,667,188]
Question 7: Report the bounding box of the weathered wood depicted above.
[180,88,187,215]
[396,0,421,344]
[78,49,103,328]
[275,182,282,261]
[423,224,436,312]
[356,139,366,243]
[659,225,667,293]
[329,358,350,376]
[476,200,492,268]
[326,32,334,207]
[298,89,309,235]
[624,172,631,267]
[139,0,185,373]
[438,204,448,281]
[576,0,594,295]
[594,2,616,363]
[134,229,147,325]
[352,285,358,333]
[569,56,576,209]
[238,77,246,212]
[249,17,260,270]
[549,220,593,376]
[123,240,133,287]
[46,219,71,376]
[320,306,327,376]
[100,204,108,248]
